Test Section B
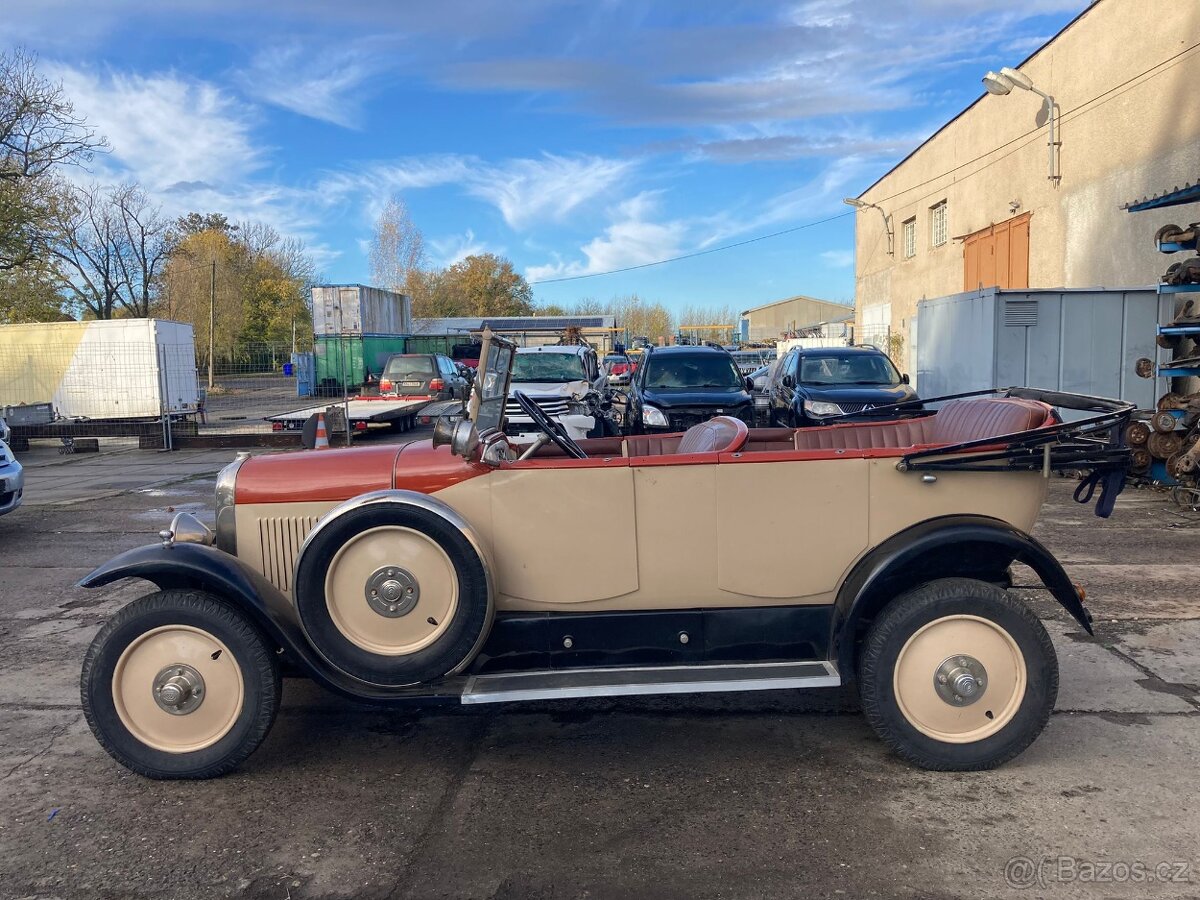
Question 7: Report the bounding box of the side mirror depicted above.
[744,376,755,392]
[902,373,911,384]
[782,374,795,388]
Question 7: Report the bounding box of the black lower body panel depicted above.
[468,605,834,675]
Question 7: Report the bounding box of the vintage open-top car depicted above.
[79,331,1133,778]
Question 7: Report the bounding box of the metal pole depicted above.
[208,260,216,391]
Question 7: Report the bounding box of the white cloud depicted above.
[429,229,491,266]
[48,64,263,191]
[463,154,636,230]
[326,153,636,230]
[526,192,686,282]
[821,249,854,268]
[241,41,389,128]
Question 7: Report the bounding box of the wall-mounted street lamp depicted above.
[843,197,894,256]
[982,66,1061,185]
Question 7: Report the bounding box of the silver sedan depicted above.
[0,419,23,516]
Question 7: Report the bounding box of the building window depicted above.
[930,201,947,248]
[902,218,916,259]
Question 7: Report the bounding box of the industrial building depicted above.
[849,0,1200,375]
[739,295,853,343]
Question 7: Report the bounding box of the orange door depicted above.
[962,213,1031,290]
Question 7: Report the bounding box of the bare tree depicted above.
[49,182,126,319]
[0,48,107,271]
[112,184,168,317]
[50,182,168,320]
[369,194,424,292]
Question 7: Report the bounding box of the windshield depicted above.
[800,354,901,386]
[511,353,588,383]
[644,354,743,391]
[384,355,434,378]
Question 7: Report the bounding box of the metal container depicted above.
[2,402,54,426]
[311,285,412,336]
[313,335,410,394]
[916,287,1170,410]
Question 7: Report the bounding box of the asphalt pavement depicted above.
[0,446,1197,899]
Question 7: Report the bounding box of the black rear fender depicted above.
[831,516,1091,676]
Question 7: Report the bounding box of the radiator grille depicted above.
[836,402,875,414]
[257,516,319,593]
[504,396,572,417]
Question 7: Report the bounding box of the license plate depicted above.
[402,381,423,388]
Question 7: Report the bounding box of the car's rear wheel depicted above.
[294,502,491,685]
[857,578,1057,771]
[81,590,281,779]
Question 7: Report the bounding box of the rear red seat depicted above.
[791,397,1052,452]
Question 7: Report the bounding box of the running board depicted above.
[460,660,841,705]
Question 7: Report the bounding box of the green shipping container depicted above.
[313,334,409,395]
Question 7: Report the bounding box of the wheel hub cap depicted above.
[153,664,205,715]
[365,566,420,617]
[934,655,988,706]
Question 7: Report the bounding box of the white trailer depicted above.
[0,319,199,420]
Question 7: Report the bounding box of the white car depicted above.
[0,418,24,516]
[503,345,610,444]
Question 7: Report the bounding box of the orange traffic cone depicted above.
[314,412,330,450]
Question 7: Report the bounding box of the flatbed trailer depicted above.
[267,396,434,433]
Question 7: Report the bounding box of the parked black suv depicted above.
[624,345,754,433]
[767,345,920,427]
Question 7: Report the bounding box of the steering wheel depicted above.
[512,390,588,459]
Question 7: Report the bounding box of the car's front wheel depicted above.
[81,590,281,779]
[857,578,1057,771]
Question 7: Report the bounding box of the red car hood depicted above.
[235,441,487,505]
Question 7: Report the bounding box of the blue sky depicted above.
[6,0,1086,313]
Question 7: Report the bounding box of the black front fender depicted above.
[79,543,457,704]
[831,516,1093,676]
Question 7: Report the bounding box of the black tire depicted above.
[857,578,1057,771]
[293,503,491,686]
[81,590,281,780]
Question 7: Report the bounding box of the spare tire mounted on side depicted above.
[294,501,491,686]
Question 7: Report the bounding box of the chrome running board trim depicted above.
[460,660,840,705]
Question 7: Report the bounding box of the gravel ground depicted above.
[0,459,1197,900]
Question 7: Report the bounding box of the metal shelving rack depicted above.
[1121,185,1200,488]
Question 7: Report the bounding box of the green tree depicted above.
[0,261,70,323]
[416,253,533,318]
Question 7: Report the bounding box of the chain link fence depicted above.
[0,338,313,448]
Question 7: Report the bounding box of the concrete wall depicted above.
[852,0,1200,364]
[742,296,853,342]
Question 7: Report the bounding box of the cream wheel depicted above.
[892,615,1026,744]
[294,501,491,686]
[324,525,460,656]
[858,578,1057,771]
[82,590,281,779]
[112,625,244,753]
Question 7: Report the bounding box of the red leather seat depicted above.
[676,416,749,454]
[791,397,1051,452]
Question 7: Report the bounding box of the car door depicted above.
[770,350,796,425]
[438,356,461,398]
